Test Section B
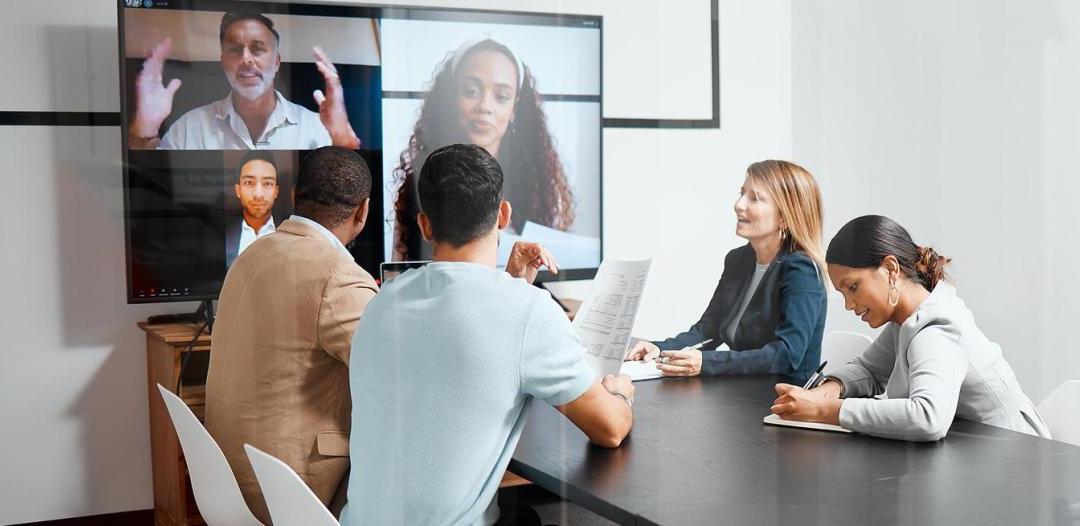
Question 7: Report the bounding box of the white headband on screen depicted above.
[449,38,525,90]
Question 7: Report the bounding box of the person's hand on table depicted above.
[601,373,635,404]
[505,241,558,284]
[312,46,361,149]
[130,38,181,146]
[623,339,660,361]
[655,349,702,377]
[770,383,843,424]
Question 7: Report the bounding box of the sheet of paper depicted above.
[573,258,652,376]
[763,414,853,434]
[619,360,664,381]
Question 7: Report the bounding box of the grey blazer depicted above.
[831,282,1051,442]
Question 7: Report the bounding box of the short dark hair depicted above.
[826,215,951,290]
[220,11,280,47]
[294,146,372,228]
[418,144,503,247]
[235,150,277,183]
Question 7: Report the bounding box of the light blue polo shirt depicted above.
[341,262,594,526]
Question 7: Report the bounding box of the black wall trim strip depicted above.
[0,111,121,127]
[2,0,718,130]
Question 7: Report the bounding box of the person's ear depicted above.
[496,200,512,231]
[353,197,370,230]
[880,255,901,283]
[271,179,280,201]
[235,183,242,200]
[418,212,434,242]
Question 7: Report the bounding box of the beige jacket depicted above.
[205,218,377,523]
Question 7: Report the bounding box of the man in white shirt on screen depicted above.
[226,151,279,267]
[128,10,361,150]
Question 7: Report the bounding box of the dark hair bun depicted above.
[914,245,950,289]
[827,215,952,291]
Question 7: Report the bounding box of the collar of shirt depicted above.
[213,91,300,146]
[241,216,276,237]
[288,214,351,256]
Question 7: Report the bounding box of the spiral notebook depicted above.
[763,414,853,434]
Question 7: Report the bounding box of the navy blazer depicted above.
[654,244,826,384]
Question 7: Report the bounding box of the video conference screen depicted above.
[120,0,602,303]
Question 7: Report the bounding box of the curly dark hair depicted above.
[392,39,575,259]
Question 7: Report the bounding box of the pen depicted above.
[683,338,714,351]
[801,361,828,390]
[658,338,714,364]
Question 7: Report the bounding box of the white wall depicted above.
[791,0,1080,402]
[0,0,792,522]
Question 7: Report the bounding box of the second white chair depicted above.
[156,384,263,526]
[245,444,341,526]
[821,330,873,375]
[1038,380,1080,446]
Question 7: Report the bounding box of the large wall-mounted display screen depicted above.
[119,0,602,303]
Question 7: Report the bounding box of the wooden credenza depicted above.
[140,322,210,526]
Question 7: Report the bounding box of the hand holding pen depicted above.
[658,339,714,364]
[654,338,714,378]
[769,362,844,424]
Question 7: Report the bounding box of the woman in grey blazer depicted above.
[770,215,1050,441]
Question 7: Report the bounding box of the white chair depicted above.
[245,444,341,526]
[156,384,263,526]
[1038,380,1080,446]
[820,331,873,374]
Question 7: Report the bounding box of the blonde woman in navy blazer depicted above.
[626,160,828,385]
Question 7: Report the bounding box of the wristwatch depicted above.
[823,375,846,398]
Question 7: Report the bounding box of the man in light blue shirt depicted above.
[342,144,634,525]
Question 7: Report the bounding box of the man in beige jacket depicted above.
[205,146,377,523]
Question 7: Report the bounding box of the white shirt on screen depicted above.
[237,216,276,256]
[159,91,331,150]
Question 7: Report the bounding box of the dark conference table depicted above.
[509,375,1080,525]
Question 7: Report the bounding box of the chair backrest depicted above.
[245,444,341,526]
[821,331,874,374]
[1038,380,1080,446]
[155,384,263,526]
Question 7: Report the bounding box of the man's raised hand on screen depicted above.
[130,38,181,145]
[312,46,361,150]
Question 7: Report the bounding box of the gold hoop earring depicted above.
[888,282,899,307]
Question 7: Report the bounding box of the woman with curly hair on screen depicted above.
[391,38,575,259]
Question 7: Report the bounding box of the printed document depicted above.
[573,258,652,376]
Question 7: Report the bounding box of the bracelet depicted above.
[611,391,633,408]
